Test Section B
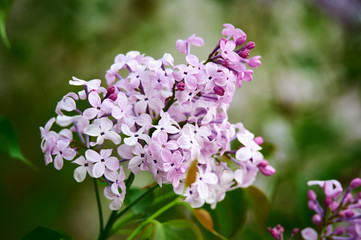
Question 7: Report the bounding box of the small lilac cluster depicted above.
[268,178,361,240]
[40,24,274,210]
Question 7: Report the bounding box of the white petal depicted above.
[83,108,98,120]
[197,182,208,199]
[92,163,105,178]
[124,137,138,146]
[117,144,133,159]
[85,149,100,162]
[105,131,121,144]
[204,172,218,185]
[235,147,252,161]
[74,166,87,182]
[84,124,101,136]
[54,154,64,170]
[106,157,120,171]
[301,228,318,240]
[88,91,101,107]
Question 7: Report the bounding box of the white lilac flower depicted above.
[84,118,121,147]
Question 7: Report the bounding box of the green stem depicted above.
[94,178,104,236]
[126,196,182,240]
[98,184,158,240]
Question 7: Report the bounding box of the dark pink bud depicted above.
[333,226,344,235]
[270,228,280,239]
[213,86,225,96]
[235,35,247,46]
[254,136,263,145]
[292,228,299,235]
[176,82,186,91]
[358,192,361,199]
[108,93,117,101]
[245,41,255,49]
[308,190,317,201]
[257,159,268,168]
[312,214,322,225]
[239,49,250,58]
[345,209,354,218]
[222,59,230,68]
[107,86,116,94]
[259,165,276,176]
[324,196,332,207]
[276,224,284,233]
[350,178,361,189]
[339,211,345,217]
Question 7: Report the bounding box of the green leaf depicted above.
[0,116,36,169]
[0,0,12,48]
[124,187,154,215]
[140,219,203,240]
[22,227,72,240]
[245,186,269,228]
[202,188,247,238]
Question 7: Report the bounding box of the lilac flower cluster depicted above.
[268,178,361,240]
[40,24,274,210]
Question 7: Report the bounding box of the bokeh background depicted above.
[1,0,361,239]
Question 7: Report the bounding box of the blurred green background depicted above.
[1,0,361,239]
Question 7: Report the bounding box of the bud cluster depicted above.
[40,24,275,210]
[269,178,361,240]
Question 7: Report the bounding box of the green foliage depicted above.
[0,0,11,48]
[245,186,269,229]
[202,188,248,239]
[124,187,155,215]
[140,219,203,240]
[0,115,35,169]
[22,227,72,240]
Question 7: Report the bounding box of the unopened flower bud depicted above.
[308,190,317,201]
[176,82,186,91]
[324,196,332,207]
[248,56,262,68]
[350,178,361,189]
[254,136,263,145]
[259,165,276,176]
[245,41,255,49]
[333,226,344,235]
[345,209,354,218]
[239,49,250,58]
[257,159,268,168]
[339,210,345,217]
[214,86,225,96]
[292,228,299,235]
[108,93,117,101]
[107,86,116,94]
[235,35,247,46]
[312,214,322,225]
[308,200,317,211]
